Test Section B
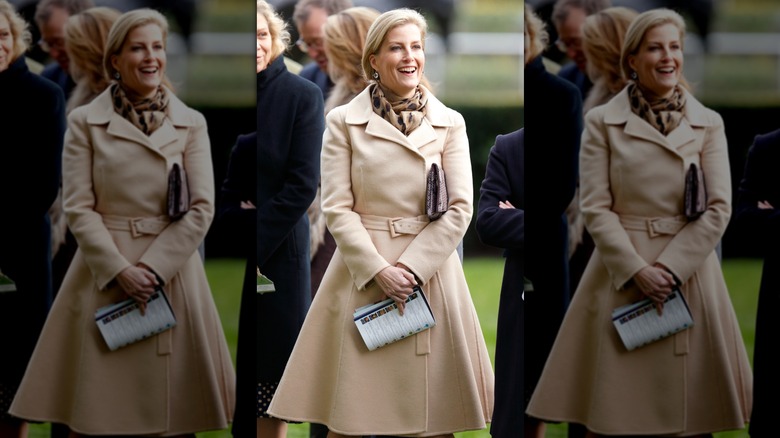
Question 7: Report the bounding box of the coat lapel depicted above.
[605,87,709,157]
[87,86,195,157]
[346,85,451,155]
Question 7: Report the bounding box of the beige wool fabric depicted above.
[527,87,752,436]
[10,88,235,435]
[267,86,494,436]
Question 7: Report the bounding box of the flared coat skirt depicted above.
[526,222,751,436]
[267,224,494,436]
[10,226,235,436]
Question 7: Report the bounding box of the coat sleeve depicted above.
[218,135,256,258]
[63,109,133,290]
[257,87,324,267]
[321,108,392,290]
[734,134,780,254]
[580,108,649,290]
[656,113,731,284]
[397,111,473,285]
[138,111,215,283]
[475,133,523,250]
[31,84,65,216]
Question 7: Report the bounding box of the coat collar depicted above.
[602,86,714,154]
[0,55,28,85]
[84,85,195,155]
[343,85,452,154]
[257,56,286,90]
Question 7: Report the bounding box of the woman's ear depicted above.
[110,55,119,75]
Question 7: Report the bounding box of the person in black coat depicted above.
[523,5,582,437]
[475,128,523,438]
[734,128,780,438]
[239,2,323,437]
[0,1,65,435]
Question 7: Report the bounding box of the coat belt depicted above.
[619,214,688,237]
[102,215,170,237]
[360,214,429,237]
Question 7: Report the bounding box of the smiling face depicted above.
[111,23,166,99]
[369,23,425,99]
[628,23,683,99]
[0,13,12,72]
[257,12,271,72]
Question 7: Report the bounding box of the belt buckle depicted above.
[646,218,660,238]
[130,218,144,238]
[387,217,403,238]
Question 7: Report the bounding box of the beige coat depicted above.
[10,87,235,435]
[267,86,494,436]
[526,88,752,435]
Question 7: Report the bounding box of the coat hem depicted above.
[8,411,230,437]
[528,412,747,437]
[267,412,488,437]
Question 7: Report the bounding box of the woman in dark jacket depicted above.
[475,128,523,438]
[735,128,780,438]
[233,1,323,437]
[523,5,582,437]
[0,1,64,435]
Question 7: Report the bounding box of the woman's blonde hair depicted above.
[361,8,428,84]
[66,7,120,98]
[0,0,32,63]
[524,3,548,64]
[325,7,380,91]
[257,0,290,63]
[103,8,171,88]
[582,7,638,93]
[620,8,689,90]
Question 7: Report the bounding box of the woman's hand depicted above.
[633,264,676,315]
[240,200,256,209]
[116,265,159,314]
[499,200,515,209]
[374,265,417,315]
[758,200,774,210]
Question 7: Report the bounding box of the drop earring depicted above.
[114,71,121,80]
[372,71,379,81]
[631,71,637,80]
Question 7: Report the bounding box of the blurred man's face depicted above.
[39,6,70,72]
[297,7,328,72]
[556,7,587,73]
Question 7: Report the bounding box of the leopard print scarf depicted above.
[628,81,686,136]
[370,84,428,136]
[111,83,169,136]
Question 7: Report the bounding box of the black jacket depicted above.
[0,55,65,388]
[734,128,780,437]
[475,128,523,437]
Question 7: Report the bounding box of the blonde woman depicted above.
[10,9,235,436]
[0,1,64,436]
[581,6,638,113]
[268,8,493,437]
[565,6,638,311]
[528,9,751,436]
[64,6,121,113]
[252,1,324,438]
